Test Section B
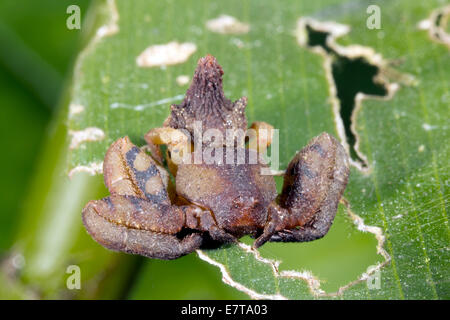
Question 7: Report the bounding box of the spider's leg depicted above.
[82,137,201,260]
[83,202,202,260]
[254,133,349,248]
[145,129,236,243]
[144,127,192,172]
[183,205,237,244]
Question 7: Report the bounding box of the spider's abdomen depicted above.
[175,148,277,236]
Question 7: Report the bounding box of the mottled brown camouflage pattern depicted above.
[82,55,350,259]
[164,55,248,142]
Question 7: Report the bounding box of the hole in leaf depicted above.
[242,176,383,294]
[305,25,388,166]
[245,179,382,293]
[252,209,382,293]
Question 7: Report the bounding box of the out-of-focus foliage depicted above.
[0,0,91,251]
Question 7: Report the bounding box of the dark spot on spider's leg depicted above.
[298,162,317,179]
[309,143,326,157]
[128,196,142,210]
[144,191,169,205]
[126,147,159,180]
[125,146,169,203]
[125,146,140,167]
[104,196,114,210]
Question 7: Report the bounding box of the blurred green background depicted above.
[0,0,79,251]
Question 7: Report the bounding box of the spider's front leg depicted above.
[82,136,202,260]
[254,133,350,248]
[144,126,192,173]
[247,121,274,154]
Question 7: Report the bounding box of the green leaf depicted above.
[30,0,450,299]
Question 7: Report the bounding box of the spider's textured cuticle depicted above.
[81,55,350,260]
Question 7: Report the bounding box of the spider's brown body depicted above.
[82,55,349,260]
